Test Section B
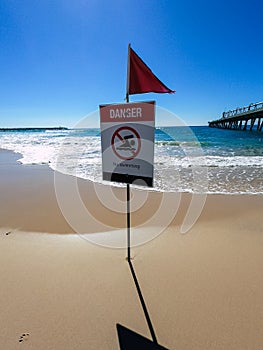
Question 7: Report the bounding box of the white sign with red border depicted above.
[100,101,155,187]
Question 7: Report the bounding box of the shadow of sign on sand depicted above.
[117,324,169,349]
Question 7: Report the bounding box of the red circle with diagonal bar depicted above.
[111,126,141,160]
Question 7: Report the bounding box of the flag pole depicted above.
[126,43,131,103]
[126,43,131,262]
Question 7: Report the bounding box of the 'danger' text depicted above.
[110,108,142,119]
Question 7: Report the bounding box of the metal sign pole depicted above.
[126,183,131,262]
[126,43,131,262]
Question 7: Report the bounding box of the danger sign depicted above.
[100,101,155,187]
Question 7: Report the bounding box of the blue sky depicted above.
[1,0,263,127]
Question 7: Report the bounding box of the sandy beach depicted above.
[0,148,263,350]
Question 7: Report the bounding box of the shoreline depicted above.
[0,148,262,235]
[1,125,262,196]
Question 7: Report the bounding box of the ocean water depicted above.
[0,126,262,194]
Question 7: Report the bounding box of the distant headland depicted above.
[0,127,68,132]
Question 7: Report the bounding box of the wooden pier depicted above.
[208,101,263,131]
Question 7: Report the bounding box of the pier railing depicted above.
[209,101,263,131]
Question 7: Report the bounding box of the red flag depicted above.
[128,46,175,95]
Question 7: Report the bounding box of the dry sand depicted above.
[0,149,263,349]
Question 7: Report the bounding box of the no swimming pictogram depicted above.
[111,126,141,160]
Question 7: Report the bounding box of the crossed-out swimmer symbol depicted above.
[111,126,141,160]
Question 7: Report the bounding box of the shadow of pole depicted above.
[128,259,158,344]
[125,184,163,346]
